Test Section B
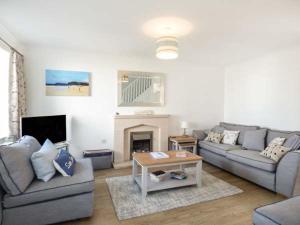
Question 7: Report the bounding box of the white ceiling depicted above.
[0,0,300,66]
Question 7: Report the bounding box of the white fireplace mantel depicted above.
[113,114,169,166]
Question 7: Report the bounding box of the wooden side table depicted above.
[169,136,197,154]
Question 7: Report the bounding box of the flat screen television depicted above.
[21,115,66,144]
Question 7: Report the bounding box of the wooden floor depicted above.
[62,163,285,225]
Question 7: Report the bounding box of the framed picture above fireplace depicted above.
[118,70,165,107]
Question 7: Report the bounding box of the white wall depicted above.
[0,23,24,54]
[224,44,300,130]
[25,47,224,156]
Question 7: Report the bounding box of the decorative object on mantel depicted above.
[118,70,165,107]
[181,121,189,136]
[45,69,91,96]
[134,110,154,115]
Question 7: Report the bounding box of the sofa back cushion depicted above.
[219,122,259,145]
[242,129,267,151]
[0,136,41,195]
[266,130,300,146]
[283,135,300,150]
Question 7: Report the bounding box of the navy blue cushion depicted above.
[53,149,76,176]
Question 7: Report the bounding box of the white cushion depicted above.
[31,139,58,182]
[260,145,290,162]
[222,130,240,145]
[204,131,223,144]
[269,137,286,146]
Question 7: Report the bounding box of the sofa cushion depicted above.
[266,129,300,146]
[53,149,76,176]
[283,134,300,150]
[31,139,58,182]
[242,129,267,151]
[0,136,41,195]
[260,145,291,162]
[222,130,240,145]
[204,131,223,144]
[3,158,94,208]
[199,141,241,156]
[253,196,300,225]
[226,150,277,172]
[220,122,259,145]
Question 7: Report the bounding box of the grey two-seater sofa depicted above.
[193,122,300,197]
[0,136,95,225]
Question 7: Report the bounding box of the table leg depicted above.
[132,159,137,182]
[196,161,202,187]
[141,166,148,201]
[179,164,184,171]
[193,144,197,154]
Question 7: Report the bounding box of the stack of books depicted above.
[170,171,187,180]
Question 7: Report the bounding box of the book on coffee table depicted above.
[150,152,169,159]
[170,171,187,180]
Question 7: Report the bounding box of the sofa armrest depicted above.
[192,130,207,141]
[276,151,300,197]
[0,186,4,223]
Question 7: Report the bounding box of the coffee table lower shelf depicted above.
[134,172,197,192]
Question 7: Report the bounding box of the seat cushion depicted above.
[226,150,277,172]
[253,196,300,225]
[199,141,241,156]
[0,136,41,195]
[3,158,94,208]
[220,122,259,145]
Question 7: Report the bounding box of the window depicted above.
[0,43,10,140]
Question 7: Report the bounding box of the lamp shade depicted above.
[156,36,178,60]
[181,121,189,129]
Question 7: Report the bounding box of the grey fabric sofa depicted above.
[253,196,300,225]
[0,136,95,225]
[193,122,300,197]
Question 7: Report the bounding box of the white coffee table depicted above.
[132,151,203,201]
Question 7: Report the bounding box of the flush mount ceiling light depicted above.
[156,36,178,60]
[142,17,193,60]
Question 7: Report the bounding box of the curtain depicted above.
[8,50,26,139]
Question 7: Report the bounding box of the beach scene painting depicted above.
[46,69,90,96]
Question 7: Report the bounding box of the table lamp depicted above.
[181,121,189,136]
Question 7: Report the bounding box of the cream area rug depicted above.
[106,168,243,220]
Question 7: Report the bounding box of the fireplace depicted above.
[130,131,153,159]
[113,114,169,165]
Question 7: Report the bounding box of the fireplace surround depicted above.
[113,114,169,166]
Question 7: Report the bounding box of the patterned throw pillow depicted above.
[269,137,286,146]
[53,149,76,176]
[260,145,290,162]
[204,131,223,144]
[222,130,240,145]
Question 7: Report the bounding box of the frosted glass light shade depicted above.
[156,36,178,60]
